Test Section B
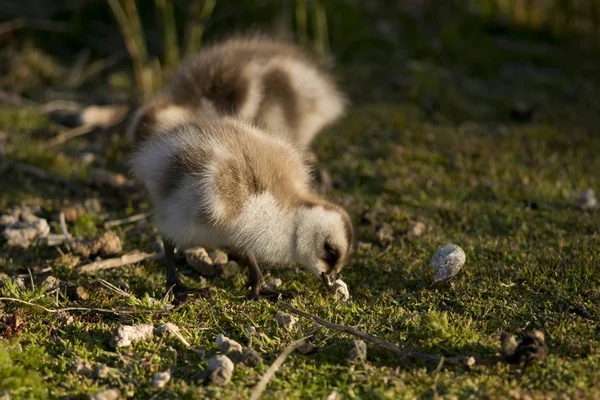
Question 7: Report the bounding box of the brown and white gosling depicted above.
[130,116,354,301]
[127,36,346,184]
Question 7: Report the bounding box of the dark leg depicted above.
[164,238,207,302]
[247,254,295,300]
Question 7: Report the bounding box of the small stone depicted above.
[375,223,394,243]
[266,278,283,289]
[185,247,214,277]
[79,104,129,128]
[241,348,263,367]
[430,244,466,283]
[216,334,243,354]
[275,311,298,330]
[93,364,110,379]
[408,221,426,237]
[209,249,228,265]
[90,388,122,400]
[217,261,241,279]
[61,283,89,301]
[42,276,60,290]
[332,279,350,301]
[13,277,26,290]
[62,204,86,222]
[110,323,154,348]
[208,354,234,373]
[575,189,598,210]
[152,371,171,389]
[295,342,318,355]
[55,311,74,325]
[70,232,122,258]
[245,325,256,335]
[79,152,96,166]
[208,366,232,386]
[115,281,130,292]
[348,340,367,363]
[1,211,50,249]
[501,330,548,364]
[326,391,342,400]
[71,356,92,376]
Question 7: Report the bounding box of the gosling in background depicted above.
[127,35,346,188]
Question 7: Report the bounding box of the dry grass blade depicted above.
[78,252,164,274]
[249,336,310,400]
[0,297,166,315]
[279,302,476,368]
[104,212,151,229]
[184,0,216,56]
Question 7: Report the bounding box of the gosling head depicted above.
[294,203,354,290]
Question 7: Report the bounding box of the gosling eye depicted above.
[322,241,340,270]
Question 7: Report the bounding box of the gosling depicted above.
[130,117,353,301]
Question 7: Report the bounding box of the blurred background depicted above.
[1,0,600,119]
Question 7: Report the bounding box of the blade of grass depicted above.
[155,0,180,70]
[106,0,152,100]
[312,0,330,59]
[295,0,308,46]
[184,0,216,57]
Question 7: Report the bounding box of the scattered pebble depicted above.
[348,339,367,363]
[209,249,228,265]
[217,261,241,279]
[70,231,122,258]
[110,323,154,348]
[54,311,74,326]
[115,281,130,292]
[216,334,243,354]
[42,276,60,290]
[152,371,171,389]
[295,342,318,355]
[575,189,598,210]
[326,391,342,400]
[206,354,234,386]
[241,347,263,367]
[332,279,350,301]
[245,325,256,336]
[375,223,394,243]
[93,363,110,380]
[501,330,548,365]
[266,278,283,289]
[430,244,466,283]
[208,354,234,373]
[13,277,26,290]
[78,152,96,166]
[185,247,214,277]
[71,356,92,377]
[90,388,122,400]
[275,311,298,330]
[408,221,426,237]
[0,208,50,249]
[208,366,233,386]
[60,282,89,301]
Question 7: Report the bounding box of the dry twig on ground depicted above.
[78,252,163,274]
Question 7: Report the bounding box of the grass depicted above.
[1,2,600,399]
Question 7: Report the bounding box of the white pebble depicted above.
[109,324,154,348]
[275,311,298,330]
[430,244,466,282]
[152,371,171,389]
[208,354,234,373]
[332,279,350,301]
[215,334,243,354]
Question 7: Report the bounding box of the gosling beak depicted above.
[321,271,337,291]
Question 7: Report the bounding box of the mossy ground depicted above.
[1,3,599,399]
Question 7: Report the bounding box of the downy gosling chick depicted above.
[127,36,346,187]
[130,117,354,301]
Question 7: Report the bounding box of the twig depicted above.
[0,297,166,315]
[278,302,476,368]
[78,252,164,274]
[58,211,74,248]
[47,125,95,148]
[249,336,310,400]
[104,212,151,229]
